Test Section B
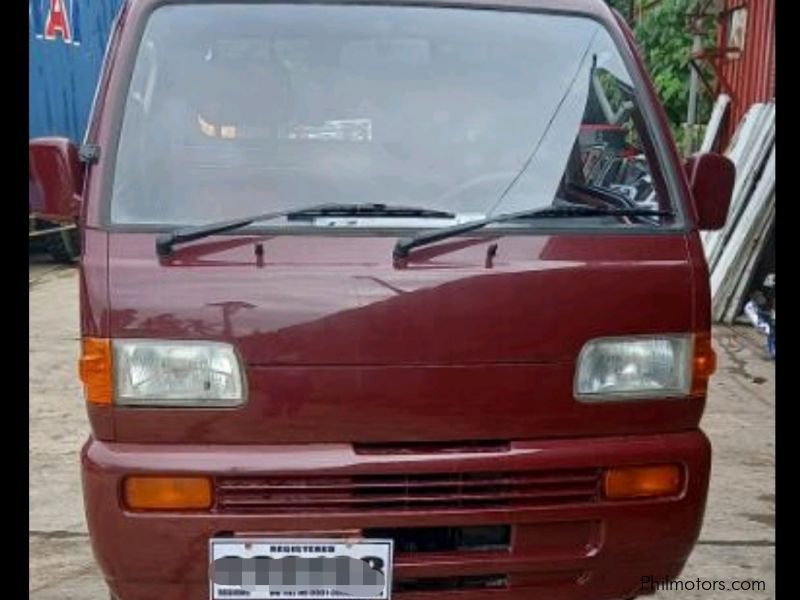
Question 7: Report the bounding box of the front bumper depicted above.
[82,430,710,600]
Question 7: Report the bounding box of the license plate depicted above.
[209,538,394,599]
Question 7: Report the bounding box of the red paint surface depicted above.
[96,232,702,445]
[28,137,83,222]
[716,0,775,147]
[83,431,710,600]
[74,1,717,598]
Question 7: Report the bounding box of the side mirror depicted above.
[29,138,83,223]
[683,152,735,231]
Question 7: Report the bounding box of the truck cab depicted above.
[29,0,734,598]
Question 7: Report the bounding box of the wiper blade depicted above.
[156,203,456,256]
[393,205,672,260]
[287,203,455,220]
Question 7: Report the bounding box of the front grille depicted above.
[364,525,511,553]
[215,468,600,514]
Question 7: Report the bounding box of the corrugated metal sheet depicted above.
[717,0,775,146]
[29,0,124,141]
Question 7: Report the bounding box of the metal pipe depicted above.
[29,224,77,238]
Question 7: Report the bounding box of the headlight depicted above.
[114,340,245,407]
[575,335,693,401]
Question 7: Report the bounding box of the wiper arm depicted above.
[393,205,672,260]
[156,203,334,256]
[156,203,456,256]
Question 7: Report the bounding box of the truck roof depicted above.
[124,0,615,19]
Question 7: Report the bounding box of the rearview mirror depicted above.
[29,138,83,223]
[683,152,735,231]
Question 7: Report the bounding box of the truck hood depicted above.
[108,232,692,366]
[101,231,702,444]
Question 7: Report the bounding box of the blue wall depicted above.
[29,0,124,141]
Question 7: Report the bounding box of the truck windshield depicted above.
[110,4,675,230]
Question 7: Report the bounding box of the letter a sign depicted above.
[45,0,72,42]
[31,0,82,45]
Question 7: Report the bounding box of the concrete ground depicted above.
[29,258,775,599]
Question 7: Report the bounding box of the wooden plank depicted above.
[716,199,774,322]
[710,145,775,321]
[722,205,774,323]
[700,104,765,250]
[699,94,731,153]
[708,104,773,267]
[703,103,775,268]
[711,150,774,317]
[710,144,774,311]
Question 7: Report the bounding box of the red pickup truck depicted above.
[29,0,735,598]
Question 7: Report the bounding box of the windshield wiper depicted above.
[286,203,455,220]
[392,205,673,260]
[156,203,456,256]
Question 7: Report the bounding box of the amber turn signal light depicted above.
[603,464,682,500]
[123,476,213,511]
[691,332,717,395]
[79,338,113,405]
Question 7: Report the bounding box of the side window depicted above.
[575,67,657,209]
